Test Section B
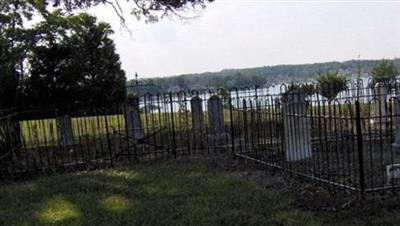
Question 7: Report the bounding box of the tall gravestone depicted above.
[125,96,143,140]
[57,114,74,146]
[208,95,225,135]
[392,95,400,153]
[207,95,226,146]
[282,93,312,161]
[371,82,388,125]
[191,96,205,148]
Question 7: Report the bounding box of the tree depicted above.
[0,38,19,108]
[69,13,126,106]
[371,60,398,86]
[0,0,213,25]
[0,0,212,109]
[0,9,30,108]
[26,12,126,109]
[284,83,316,96]
[316,70,347,101]
[281,83,316,103]
[217,87,230,108]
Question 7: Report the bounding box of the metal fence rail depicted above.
[0,90,233,179]
[2,82,400,198]
[230,83,400,197]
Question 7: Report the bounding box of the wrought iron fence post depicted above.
[169,93,177,158]
[103,112,113,165]
[355,99,365,198]
[229,95,235,157]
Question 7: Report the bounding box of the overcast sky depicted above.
[89,0,400,80]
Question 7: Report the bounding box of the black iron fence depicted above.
[0,90,232,179]
[230,82,400,197]
[2,82,400,198]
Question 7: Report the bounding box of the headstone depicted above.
[125,97,143,140]
[191,96,205,147]
[282,93,312,161]
[207,95,226,146]
[57,114,74,146]
[371,83,388,124]
[392,95,400,153]
[207,95,225,135]
[386,164,400,183]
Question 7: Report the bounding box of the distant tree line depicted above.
[128,59,400,94]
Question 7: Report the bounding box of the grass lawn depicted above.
[0,160,320,226]
[1,157,400,226]
[20,110,230,147]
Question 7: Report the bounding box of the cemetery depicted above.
[3,79,400,225]
[1,0,400,224]
[2,81,400,197]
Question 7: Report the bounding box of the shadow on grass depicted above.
[0,162,320,226]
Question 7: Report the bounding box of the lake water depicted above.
[140,77,387,112]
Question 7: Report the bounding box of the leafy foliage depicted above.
[0,0,212,109]
[284,83,316,96]
[371,59,398,85]
[217,87,230,108]
[0,7,31,108]
[316,70,348,100]
[0,0,213,24]
[25,12,126,109]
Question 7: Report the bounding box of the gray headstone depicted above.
[191,96,204,132]
[125,97,143,139]
[392,96,400,153]
[207,95,225,135]
[371,83,388,124]
[206,95,227,147]
[282,94,312,161]
[387,163,400,183]
[57,114,74,146]
[191,96,205,147]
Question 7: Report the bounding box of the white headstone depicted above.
[283,94,312,161]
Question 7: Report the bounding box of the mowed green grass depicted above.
[20,114,127,147]
[19,109,237,147]
[0,161,320,226]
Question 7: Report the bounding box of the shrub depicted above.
[282,83,316,102]
[284,83,316,96]
[371,60,398,86]
[316,70,347,100]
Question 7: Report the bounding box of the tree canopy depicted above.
[0,6,30,108]
[316,70,347,100]
[0,0,213,109]
[1,0,213,24]
[371,59,398,86]
[25,12,126,109]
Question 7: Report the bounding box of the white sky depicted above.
[89,0,400,80]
